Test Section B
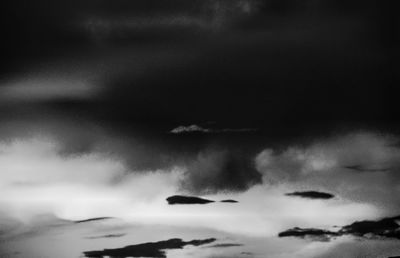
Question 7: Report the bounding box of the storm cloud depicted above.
[180,148,262,194]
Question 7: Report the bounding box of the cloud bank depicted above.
[0,130,399,239]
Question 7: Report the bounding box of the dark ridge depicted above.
[220,199,239,203]
[285,191,334,199]
[344,165,390,172]
[279,215,400,241]
[208,243,243,248]
[83,238,216,258]
[166,195,214,205]
[74,217,113,224]
[85,233,126,239]
[241,252,253,255]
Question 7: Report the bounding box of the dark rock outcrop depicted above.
[166,195,214,205]
[278,227,339,241]
[279,215,400,241]
[285,191,334,199]
[340,215,400,239]
[220,199,238,203]
[83,238,216,258]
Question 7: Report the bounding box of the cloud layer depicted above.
[0,130,399,239]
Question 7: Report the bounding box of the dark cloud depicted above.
[278,227,339,241]
[74,217,114,224]
[85,233,126,239]
[83,238,216,258]
[340,215,400,239]
[2,0,397,133]
[180,148,262,194]
[220,199,239,203]
[285,191,334,199]
[170,125,257,134]
[207,243,244,248]
[279,214,400,241]
[166,195,215,205]
[344,165,391,173]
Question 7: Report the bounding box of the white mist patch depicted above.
[0,134,385,238]
[0,136,183,222]
[256,132,400,182]
[0,76,96,102]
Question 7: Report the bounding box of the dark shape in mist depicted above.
[85,233,126,239]
[207,243,243,248]
[181,149,262,194]
[220,199,239,203]
[278,227,339,241]
[166,195,214,205]
[279,215,400,241]
[344,165,390,173]
[74,217,113,224]
[170,125,258,134]
[83,237,216,258]
[285,191,334,199]
[340,215,400,239]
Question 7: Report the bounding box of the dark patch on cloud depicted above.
[74,217,114,224]
[85,233,126,239]
[83,237,216,258]
[340,215,400,239]
[278,227,339,241]
[180,149,262,194]
[166,195,214,205]
[170,125,257,134]
[220,199,239,203]
[207,243,243,248]
[279,215,400,241]
[344,165,391,172]
[285,191,334,199]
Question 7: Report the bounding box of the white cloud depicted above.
[0,132,394,238]
[170,124,257,134]
[0,76,96,102]
[170,124,211,134]
[255,132,400,212]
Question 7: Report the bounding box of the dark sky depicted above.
[1,5,400,257]
[1,0,399,136]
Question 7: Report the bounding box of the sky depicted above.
[0,1,399,257]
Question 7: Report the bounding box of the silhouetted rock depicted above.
[279,215,400,241]
[220,199,238,203]
[74,217,113,224]
[340,215,400,239]
[83,238,216,258]
[285,191,334,199]
[278,227,339,238]
[166,195,214,204]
